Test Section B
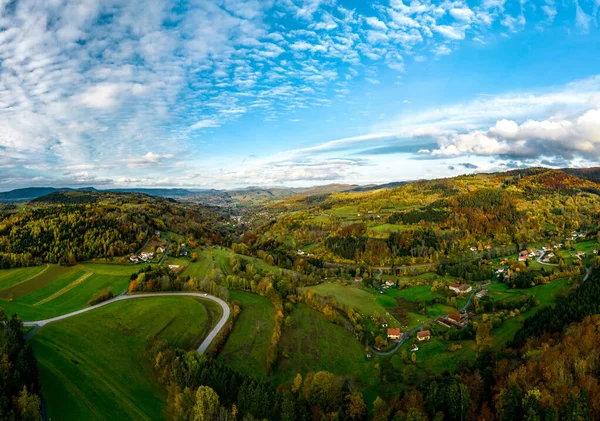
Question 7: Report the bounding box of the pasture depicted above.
[30,296,219,421]
[218,291,275,379]
[0,265,48,291]
[300,281,402,327]
[273,305,374,386]
[0,263,140,321]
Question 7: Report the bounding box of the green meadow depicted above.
[0,263,140,321]
[30,296,219,421]
[218,291,275,379]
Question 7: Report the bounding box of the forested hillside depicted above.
[0,191,229,268]
[237,169,600,269]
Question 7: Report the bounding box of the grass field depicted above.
[30,296,219,421]
[301,282,402,326]
[0,264,137,321]
[0,265,75,300]
[274,305,374,386]
[369,223,411,234]
[0,265,49,292]
[218,291,275,379]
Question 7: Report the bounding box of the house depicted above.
[518,250,528,261]
[379,317,388,328]
[593,250,598,254]
[543,245,551,251]
[469,247,477,252]
[374,344,382,351]
[140,252,154,261]
[445,311,469,328]
[449,282,472,294]
[496,268,506,274]
[485,245,492,249]
[354,276,363,282]
[129,255,139,263]
[387,328,402,340]
[366,353,372,359]
[410,344,419,352]
[476,290,488,299]
[168,265,180,270]
[297,250,305,256]
[154,230,160,236]
[417,330,431,342]
[554,244,563,249]
[157,247,165,253]
[385,280,395,287]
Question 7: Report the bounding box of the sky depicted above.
[1,0,600,190]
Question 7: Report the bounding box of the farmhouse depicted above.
[168,265,180,270]
[417,330,431,342]
[379,317,388,327]
[129,255,139,263]
[354,276,363,282]
[518,250,528,262]
[387,328,402,340]
[385,280,395,287]
[449,282,472,294]
[410,344,419,352]
[139,252,154,261]
[444,311,469,328]
[297,250,305,256]
[469,247,477,252]
[476,290,488,299]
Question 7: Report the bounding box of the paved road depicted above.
[370,284,485,356]
[157,237,172,265]
[24,292,230,354]
[536,250,558,266]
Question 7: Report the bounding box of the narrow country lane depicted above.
[23,292,230,355]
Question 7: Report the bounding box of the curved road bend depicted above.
[24,292,230,354]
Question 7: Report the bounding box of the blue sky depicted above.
[1,0,600,190]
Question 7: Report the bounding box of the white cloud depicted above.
[190,119,221,130]
[365,16,388,31]
[450,8,474,22]
[123,152,175,168]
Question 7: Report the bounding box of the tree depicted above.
[344,392,367,421]
[292,373,303,394]
[193,386,219,421]
[476,322,491,350]
[305,371,342,413]
[411,352,417,363]
[17,386,41,421]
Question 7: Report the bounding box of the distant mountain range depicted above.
[0,187,220,203]
[2,167,599,205]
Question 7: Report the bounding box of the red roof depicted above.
[448,312,462,322]
[379,317,387,324]
[417,330,431,339]
[387,328,401,337]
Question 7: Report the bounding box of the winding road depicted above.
[372,251,592,356]
[24,292,230,354]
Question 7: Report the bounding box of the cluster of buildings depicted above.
[438,311,469,329]
[129,251,154,263]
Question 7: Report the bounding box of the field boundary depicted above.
[0,264,49,293]
[33,272,93,307]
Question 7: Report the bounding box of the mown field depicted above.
[218,291,275,378]
[300,281,403,327]
[274,305,374,386]
[0,263,140,321]
[30,296,220,421]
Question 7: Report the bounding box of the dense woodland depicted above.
[0,192,230,268]
[0,311,41,421]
